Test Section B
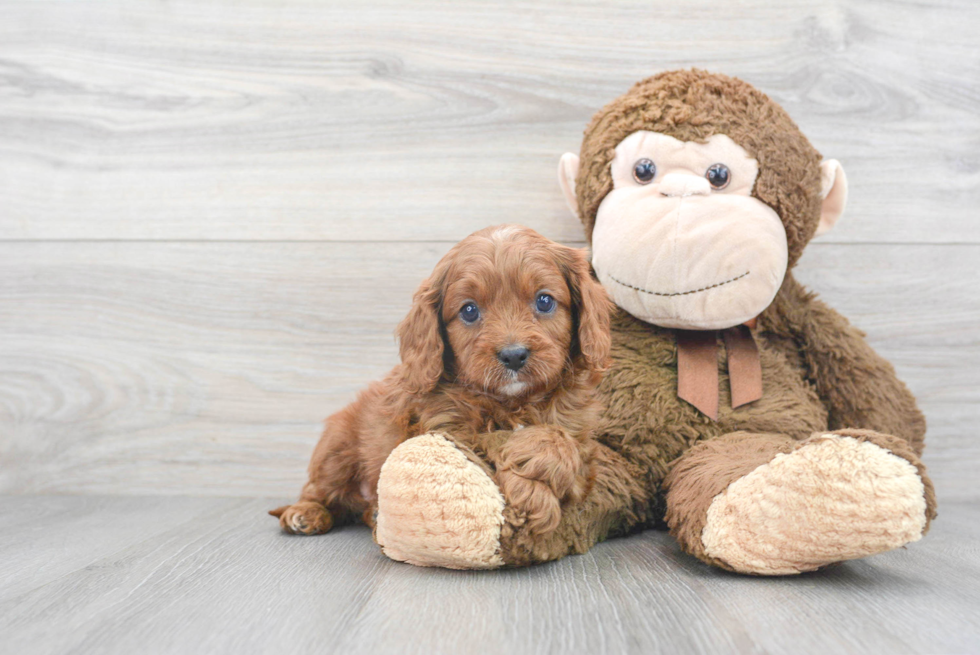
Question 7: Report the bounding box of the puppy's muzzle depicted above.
[497,345,530,372]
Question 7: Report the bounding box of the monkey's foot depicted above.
[700,431,936,575]
[375,433,506,569]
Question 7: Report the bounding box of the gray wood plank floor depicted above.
[1,496,978,655]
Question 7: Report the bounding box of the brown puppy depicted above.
[270,225,612,538]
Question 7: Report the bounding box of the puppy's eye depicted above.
[459,302,480,324]
[705,163,731,189]
[632,158,656,184]
[535,293,556,314]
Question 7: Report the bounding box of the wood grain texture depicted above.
[1,495,978,655]
[1,0,978,243]
[0,495,246,602]
[0,1,976,503]
[0,241,977,499]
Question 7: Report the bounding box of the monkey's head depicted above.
[558,69,848,330]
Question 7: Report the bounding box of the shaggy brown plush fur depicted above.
[271,225,613,540]
[483,70,937,571]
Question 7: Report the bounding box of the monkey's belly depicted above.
[595,323,829,494]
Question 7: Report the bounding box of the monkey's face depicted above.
[589,132,788,330]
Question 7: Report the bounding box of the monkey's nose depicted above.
[658,173,711,198]
[497,345,530,372]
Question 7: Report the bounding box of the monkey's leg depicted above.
[664,430,937,575]
[374,432,648,569]
[374,433,507,569]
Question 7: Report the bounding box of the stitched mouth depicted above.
[608,271,749,297]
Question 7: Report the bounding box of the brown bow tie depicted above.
[676,322,763,421]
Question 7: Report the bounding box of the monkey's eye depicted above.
[535,293,556,314]
[632,158,656,184]
[706,163,731,190]
[459,302,480,324]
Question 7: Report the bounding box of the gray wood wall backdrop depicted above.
[1,0,977,501]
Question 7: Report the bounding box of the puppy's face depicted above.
[441,228,574,398]
[397,225,611,399]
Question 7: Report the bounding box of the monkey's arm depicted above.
[762,274,926,454]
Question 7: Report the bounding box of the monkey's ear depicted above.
[558,153,580,218]
[815,159,848,237]
[396,277,444,394]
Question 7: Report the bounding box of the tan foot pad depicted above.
[702,435,928,575]
[375,433,505,569]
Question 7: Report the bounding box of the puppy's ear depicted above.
[396,275,445,394]
[558,246,612,378]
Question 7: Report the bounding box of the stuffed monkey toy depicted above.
[372,69,936,574]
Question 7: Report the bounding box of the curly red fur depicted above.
[271,225,612,537]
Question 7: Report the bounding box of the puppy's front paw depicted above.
[269,501,333,535]
[495,426,592,535]
[496,468,563,535]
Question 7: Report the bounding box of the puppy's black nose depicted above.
[498,345,530,372]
